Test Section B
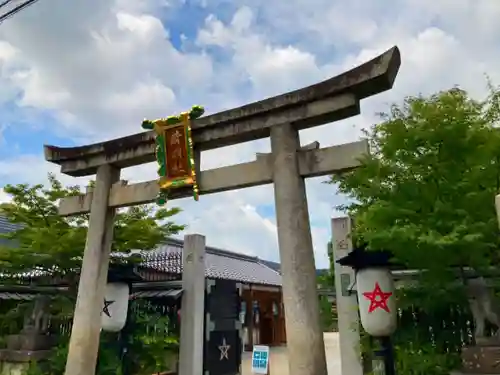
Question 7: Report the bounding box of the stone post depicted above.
[0,296,56,375]
[270,123,328,375]
[178,234,206,375]
[64,165,120,375]
[331,217,363,375]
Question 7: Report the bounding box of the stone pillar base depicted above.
[456,345,500,374]
[1,362,30,375]
[0,349,52,375]
[6,333,55,352]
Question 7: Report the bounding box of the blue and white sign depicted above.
[251,345,270,374]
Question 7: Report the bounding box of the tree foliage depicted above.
[317,241,337,331]
[330,86,500,282]
[330,86,500,374]
[318,295,334,331]
[0,174,186,279]
[26,301,179,375]
[326,240,335,286]
[316,241,335,288]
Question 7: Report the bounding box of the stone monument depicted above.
[455,194,500,374]
[0,296,56,375]
[454,277,500,374]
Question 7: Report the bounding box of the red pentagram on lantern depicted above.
[362,282,393,313]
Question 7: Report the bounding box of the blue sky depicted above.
[1,0,500,267]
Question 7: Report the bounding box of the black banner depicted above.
[204,279,242,375]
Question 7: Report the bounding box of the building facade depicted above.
[151,239,286,350]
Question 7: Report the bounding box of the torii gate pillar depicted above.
[271,123,327,375]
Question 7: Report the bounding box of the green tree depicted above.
[317,241,337,331]
[330,86,500,284]
[316,242,335,288]
[0,173,186,279]
[318,295,334,331]
[328,86,500,374]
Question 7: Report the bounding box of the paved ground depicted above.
[242,332,341,375]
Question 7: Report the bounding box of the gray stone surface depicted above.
[0,349,51,363]
[178,234,206,375]
[271,123,327,375]
[63,165,120,375]
[332,217,364,375]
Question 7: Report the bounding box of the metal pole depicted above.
[380,336,396,375]
[119,298,133,375]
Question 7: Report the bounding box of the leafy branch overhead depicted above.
[0,173,186,278]
[330,85,500,282]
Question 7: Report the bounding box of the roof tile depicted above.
[143,239,282,286]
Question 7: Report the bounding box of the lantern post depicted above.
[337,247,397,375]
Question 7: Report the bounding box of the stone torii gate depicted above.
[44,46,400,375]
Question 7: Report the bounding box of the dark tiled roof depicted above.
[205,251,281,286]
[259,260,281,274]
[152,239,282,286]
[253,259,329,277]
[0,216,20,232]
[0,216,21,247]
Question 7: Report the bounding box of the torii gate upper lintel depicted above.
[44,46,400,177]
[45,46,401,375]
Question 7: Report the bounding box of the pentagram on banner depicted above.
[102,299,115,318]
[362,282,392,313]
[218,337,231,361]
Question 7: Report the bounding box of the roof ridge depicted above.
[257,259,282,275]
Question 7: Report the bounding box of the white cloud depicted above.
[177,190,280,260]
[0,0,214,140]
[0,189,10,203]
[1,0,500,267]
[197,7,323,98]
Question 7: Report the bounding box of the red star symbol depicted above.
[362,282,393,313]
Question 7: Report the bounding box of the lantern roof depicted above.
[336,244,395,270]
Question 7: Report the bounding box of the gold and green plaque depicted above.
[141,105,204,205]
